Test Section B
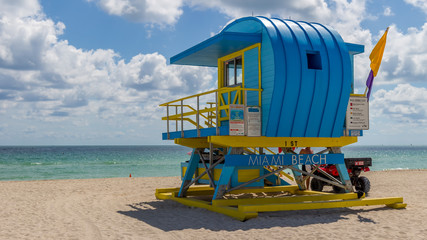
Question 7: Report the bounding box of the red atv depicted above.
[310,158,372,194]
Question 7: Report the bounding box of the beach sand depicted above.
[1,170,426,239]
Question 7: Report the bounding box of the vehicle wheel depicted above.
[332,185,345,193]
[355,176,371,193]
[310,178,324,192]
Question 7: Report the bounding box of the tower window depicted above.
[307,51,322,70]
[224,56,242,86]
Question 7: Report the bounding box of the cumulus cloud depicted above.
[0,0,214,144]
[117,53,211,93]
[187,0,370,41]
[0,14,65,70]
[374,23,427,85]
[371,84,427,125]
[0,0,41,18]
[405,0,427,13]
[187,0,331,22]
[87,0,184,26]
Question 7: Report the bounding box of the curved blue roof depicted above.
[171,17,364,138]
[170,32,261,67]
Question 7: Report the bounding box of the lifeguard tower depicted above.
[155,17,406,221]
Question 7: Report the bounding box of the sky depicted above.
[0,0,427,146]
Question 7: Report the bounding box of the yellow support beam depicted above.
[213,192,361,207]
[238,197,406,213]
[174,138,212,148]
[170,196,258,221]
[207,136,358,148]
[155,186,214,197]
[156,187,406,221]
[387,203,408,209]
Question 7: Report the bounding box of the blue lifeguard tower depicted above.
[155,17,405,220]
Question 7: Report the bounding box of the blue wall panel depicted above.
[271,19,299,137]
[327,28,352,137]
[290,21,318,137]
[257,17,287,137]
[260,28,275,135]
[312,24,345,137]
[301,22,330,137]
[244,47,259,106]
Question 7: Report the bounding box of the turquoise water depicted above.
[0,145,189,181]
[0,145,426,181]
[342,145,427,171]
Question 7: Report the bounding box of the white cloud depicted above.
[372,23,427,86]
[383,6,394,16]
[187,0,331,22]
[87,0,184,26]
[371,84,427,125]
[0,0,214,144]
[187,0,370,42]
[405,0,427,13]
[0,0,41,18]
[0,13,65,70]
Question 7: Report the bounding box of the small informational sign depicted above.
[346,96,369,130]
[246,106,261,136]
[229,104,245,136]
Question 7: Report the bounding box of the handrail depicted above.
[159,87,262,106]
[160,86,262,138]
[167,104,213,123]
[161,106,228,120]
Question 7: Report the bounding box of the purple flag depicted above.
[365,70,374,101]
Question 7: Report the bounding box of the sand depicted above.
[1,170,426,239]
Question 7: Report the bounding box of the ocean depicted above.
[0,145,426,181]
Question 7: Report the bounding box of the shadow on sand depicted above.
[117,200,395,231]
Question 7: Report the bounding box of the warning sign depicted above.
[229,104,245,136]
[346,96,369,130]
[246,106,261,136]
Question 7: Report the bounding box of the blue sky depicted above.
[0,0,427,146]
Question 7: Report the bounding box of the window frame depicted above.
[224,56,242,87]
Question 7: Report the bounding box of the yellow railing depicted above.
[160,86,262,139]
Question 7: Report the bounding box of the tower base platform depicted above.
[155,185,406,221]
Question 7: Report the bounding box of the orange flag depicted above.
[369,27,389,77]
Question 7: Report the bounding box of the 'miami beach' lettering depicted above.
[291,154,327,165]
[249,155,286,166]
[227,154,342,166]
